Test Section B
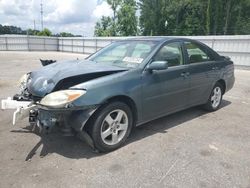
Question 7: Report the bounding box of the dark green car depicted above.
[1,37,235,152]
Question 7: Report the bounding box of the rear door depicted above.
[141,41,190,122]
[184,41,219,105]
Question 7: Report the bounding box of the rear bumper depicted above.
[225,75,235,93]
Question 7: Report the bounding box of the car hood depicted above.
[28,59,127,97]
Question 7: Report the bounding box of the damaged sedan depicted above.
[1,37,235,152]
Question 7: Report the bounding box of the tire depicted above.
[89,101,133,152]
[203,82,223,111]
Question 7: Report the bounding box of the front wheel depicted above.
[203,83,223,111]
[89,101,133,152]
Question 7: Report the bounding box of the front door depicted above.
[141,42,190,122]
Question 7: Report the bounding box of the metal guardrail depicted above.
[0,35,58,51]
[0,35,250,66]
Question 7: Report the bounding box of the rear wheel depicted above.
[203,83,223,111]
[90,101,133,152]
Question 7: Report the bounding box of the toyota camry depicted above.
[1,37,235,152]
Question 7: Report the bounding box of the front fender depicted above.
[71,69,143,123]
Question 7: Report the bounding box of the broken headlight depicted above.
[40,90,86,108]
[18,73,30,91]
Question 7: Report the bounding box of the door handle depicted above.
[181,72,190,77]
[212,67,218,70]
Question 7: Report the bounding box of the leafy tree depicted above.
[59,32,74,37]
[94,16,113,36]
[0,24,80,37]
[139,0,167,36]
[94,0,137,36]
[37,28,52,36]
[107,0,122,36]
[117,0,137,36]
[206,0,211,34]
[138,0,250,36]
[0,24,26,34]
[234,0,250,34]
[173,0,207,35]
[27,29,39,35]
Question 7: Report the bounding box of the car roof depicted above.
[123,36,174,42]
[121,36,198,43]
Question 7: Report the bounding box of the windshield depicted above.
[88,40,157,68]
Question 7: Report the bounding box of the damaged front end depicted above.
[1,59,127,150]
[35,106,97,136]
[1,73,36,125]
[34,89,98,135]
[1,72,98,137]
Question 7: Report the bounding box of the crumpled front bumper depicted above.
[36,106,98,134]
[1,97,36,125]
[1,97,98,134]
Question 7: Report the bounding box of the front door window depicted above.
[154,42,183,67]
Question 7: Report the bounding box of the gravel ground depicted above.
[0,51,250,188]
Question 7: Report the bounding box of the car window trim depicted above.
[143,40,186,72]
[187,60,216,67]
[183,40,216,64]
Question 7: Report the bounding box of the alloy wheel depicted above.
[100,109,129,145]
[211,86,222,108]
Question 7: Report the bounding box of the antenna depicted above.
[40,0,44,30]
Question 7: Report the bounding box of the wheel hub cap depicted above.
[211,86,222,108]
[100,109,129,145]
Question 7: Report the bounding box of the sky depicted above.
[0,0,113,36]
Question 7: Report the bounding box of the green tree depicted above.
[0,24,26,34]
[206,0,211,34]
[96,0,250,36]
[95,0,138,36]
[107,0,122,36]
[234,0,250,34]
[139,0,167,35]
[37,28,52,36]
[117,0,137,36]
[174,1,207,35]
[204,0,250,35]
[59,32,74,37]
[139,0,250,36]
[26,29,39,35]
[94,16,113,36]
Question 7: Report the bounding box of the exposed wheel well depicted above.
[217,79,226,94]
[82,95,138,133]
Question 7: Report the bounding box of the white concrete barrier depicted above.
[0,35,249,66]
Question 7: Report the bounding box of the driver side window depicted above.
[154,42,183,67]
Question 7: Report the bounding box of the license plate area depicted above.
[1,97,31,109]
[13,105,36,125]
[1,97,36,125]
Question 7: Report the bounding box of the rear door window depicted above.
[185,42,213,64]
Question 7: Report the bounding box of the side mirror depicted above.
[147,61,168,71]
